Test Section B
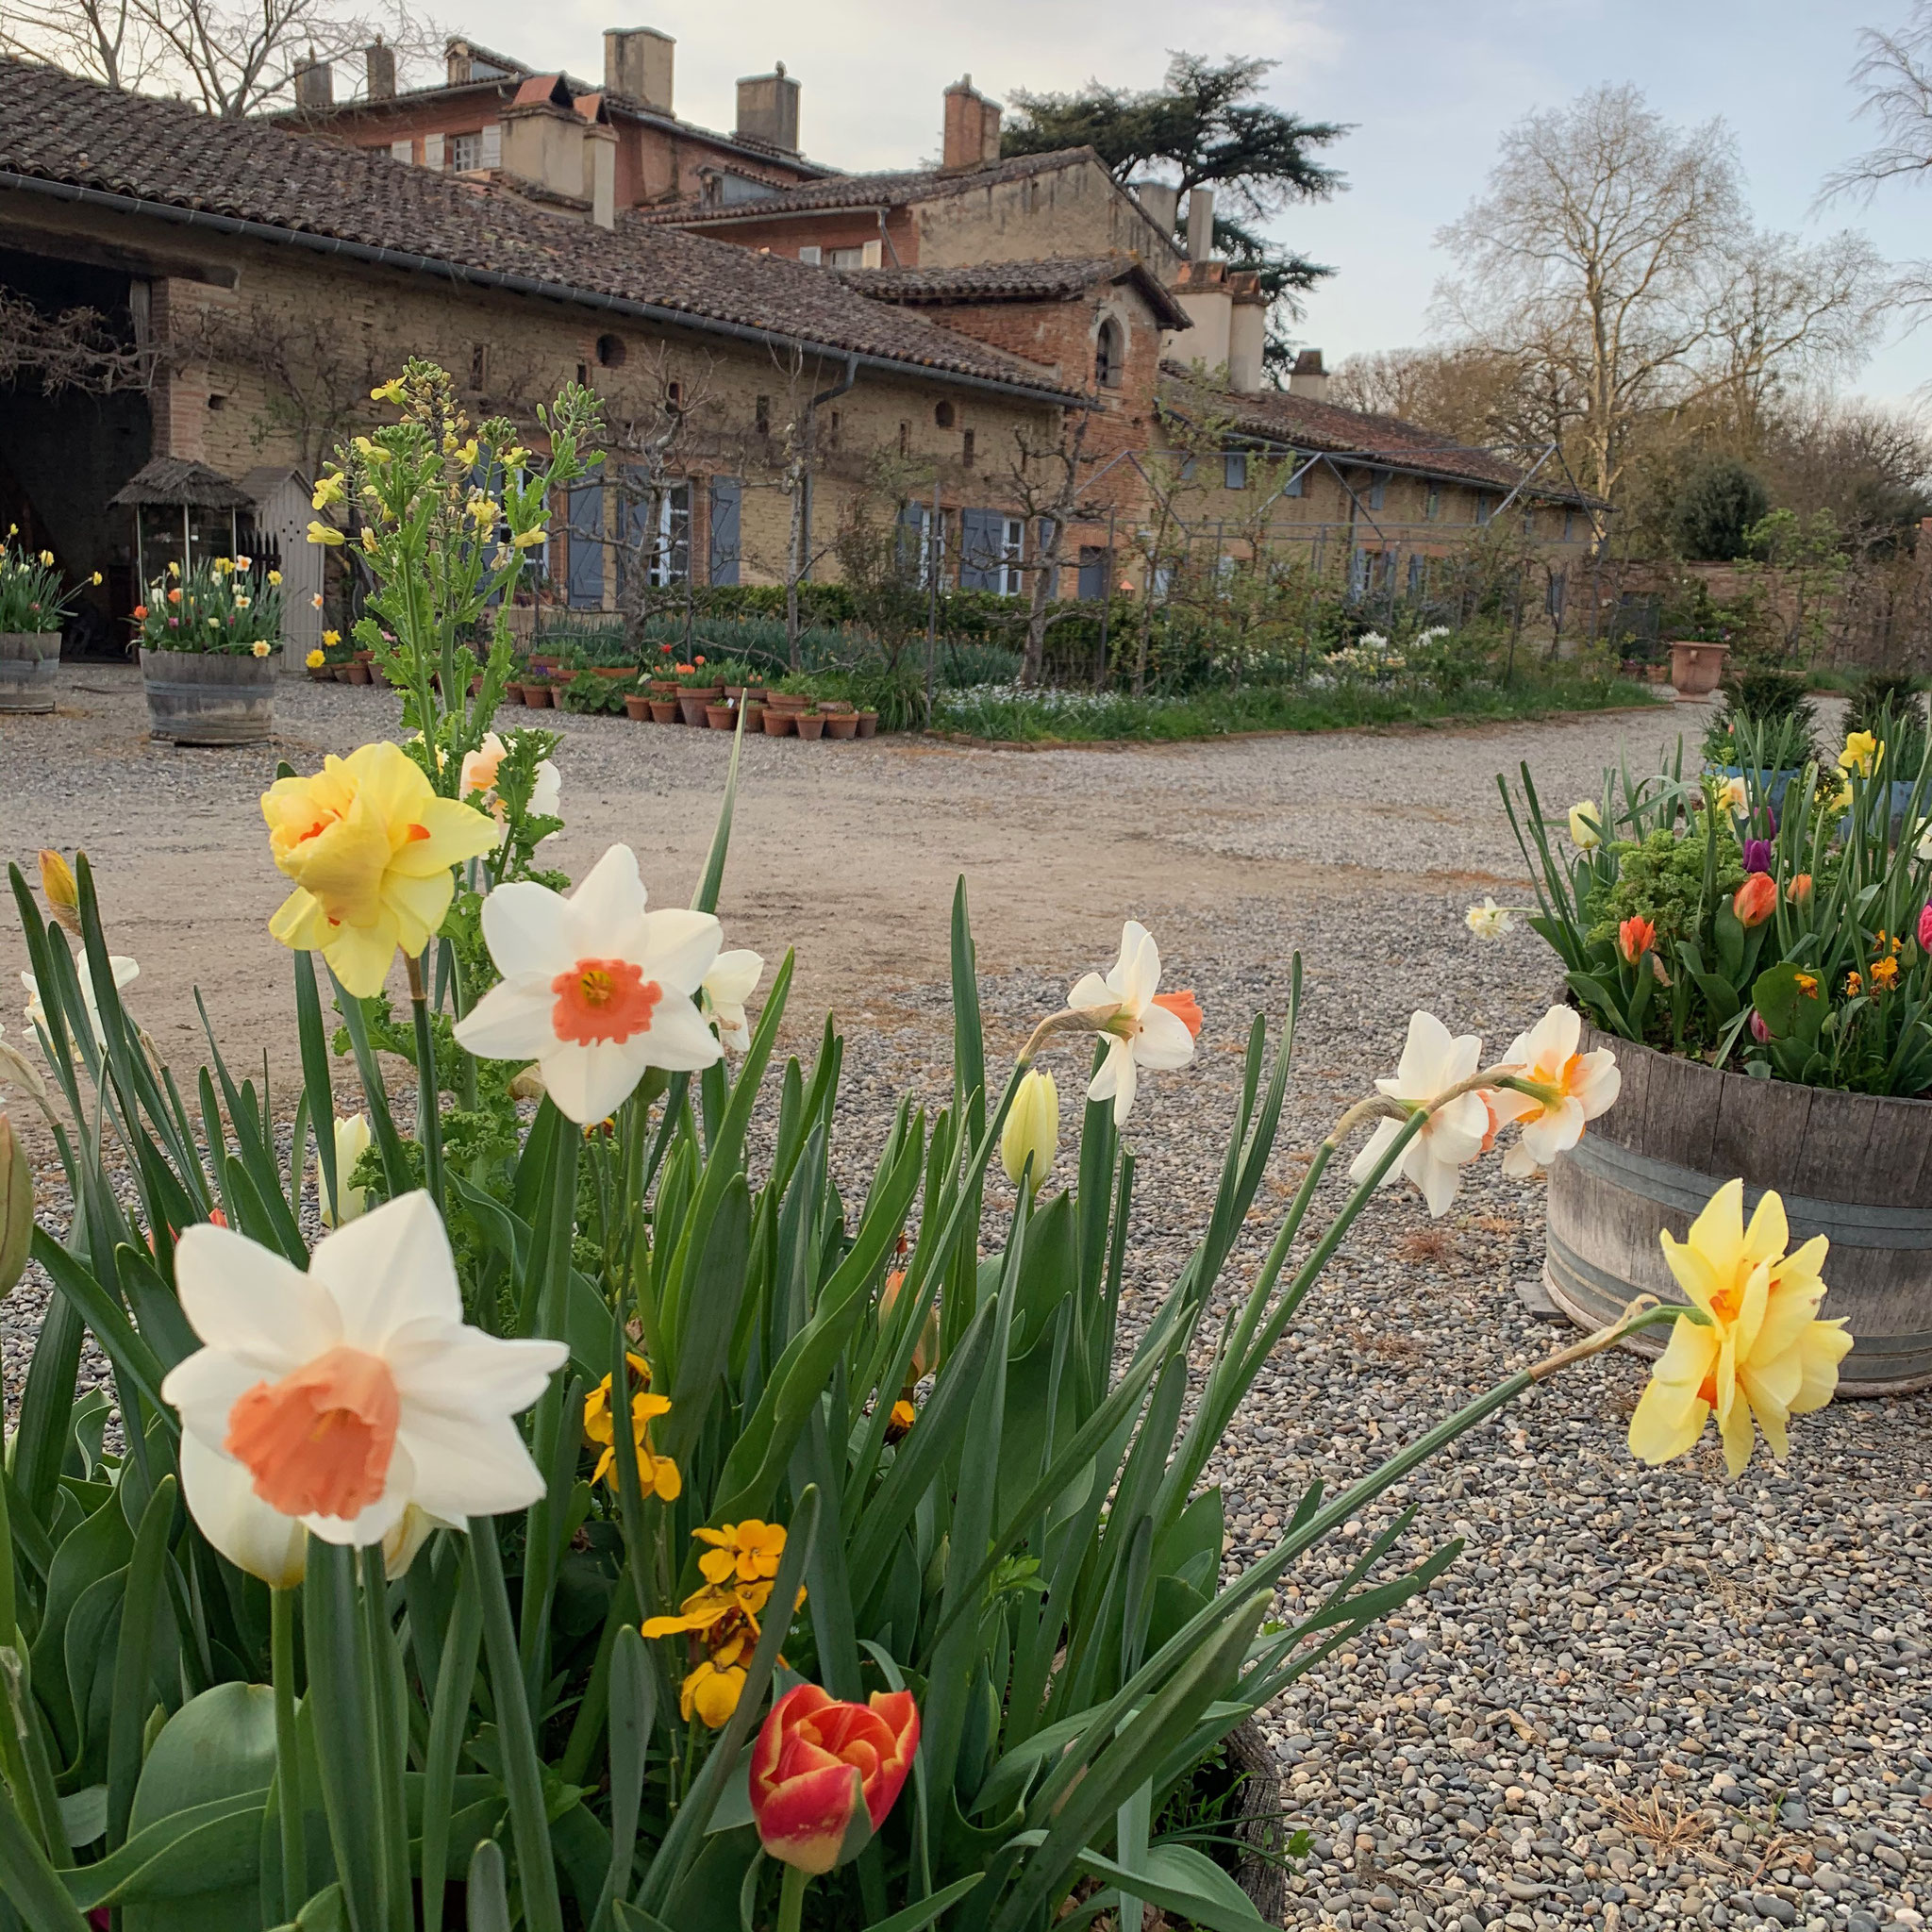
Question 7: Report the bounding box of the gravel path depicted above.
[2,669,1918,1932]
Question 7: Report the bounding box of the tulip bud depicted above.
[1740,839,1774,875]
[1919,902,1932,952]
[38,850,81,938]
[1787,874,1812,907]
[1733,873,1778,928]
[1000,1068,1059,1189]
[1749,1009,1771,1044]
[320,1112,373,1227]
[1617,915,1656,966]
[0,1113,34,1299]
[1568,802,1603,852]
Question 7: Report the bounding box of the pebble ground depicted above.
[3,673,1918,1932]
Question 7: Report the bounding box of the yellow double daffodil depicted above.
[261,741,497,996]
[1628,1180,1851,1479]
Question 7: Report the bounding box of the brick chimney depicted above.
[1289,348,1330,403]
[364,38,395,101]
[942,75,1001,170]
[604,26,674,114]
[292,52,332,112]
[736,63,800,151]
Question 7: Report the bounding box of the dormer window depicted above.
[1095,317,1124,389]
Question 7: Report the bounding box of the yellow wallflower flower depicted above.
[1628,1179,1850,1479]
[677,1659,747,1728]
[312,475,346,510]
[306,522,344,547]
[694,1521,786,1589]
[371,377,406,404]
[305,648,326,670]
[583,1354,680,1498]
[511,526,546,549]
[260,741,498,996]
[322,629,341,646]
[268,570,282,585]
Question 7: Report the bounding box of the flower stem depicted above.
[271,1586,307,1921]
[774,1862,810,1932]
[404,949,444,1211]
[469,1515,565,1932]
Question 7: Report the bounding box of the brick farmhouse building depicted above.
[0,46,1595,659]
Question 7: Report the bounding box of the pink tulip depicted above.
[1919,903,1932,952]
[1749,1009,1771,1044]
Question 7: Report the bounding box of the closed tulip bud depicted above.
[37,849,81,937]
[1733,873,1778,928]
[0,1113,32,1299]
[1001,1067,1059,1188]
[1787,874,1812,906]
[1919,902,1932,952]
[1568,802,1603,852]
[1749,1009,1771,1044]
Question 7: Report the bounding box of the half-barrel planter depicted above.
[1544,1021,1932,1395]
[141,646,276,746]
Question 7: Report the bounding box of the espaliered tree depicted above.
[1003,52,1349,376]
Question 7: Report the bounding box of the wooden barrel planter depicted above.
[1544,1021,1932,1395]
[0,631,59,713]
[141,646,276,746]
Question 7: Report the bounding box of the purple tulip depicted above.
[1742,839,1774,874]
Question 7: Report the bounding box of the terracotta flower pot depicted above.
[1667,641,1728,699]
[500,681,526,705]
[678,694,709,726]
[816,698,854,716]
[761,706,793,736]
[824,712,859,741]
[308,665,331,681]
[623,692,652,720]
[344,661,373,685]
[706,702,736,730]
[741,687,767,707]
[650,677,679,698]
[742,702,765,732]
[794,713,825,741]
[723,684,744,701]
[855,710,879,739]
[768,691,809,712]
[649,698,681,724]
[524,685,553,708]
[592,666,631,679]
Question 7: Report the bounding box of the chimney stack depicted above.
[292,51,333,112]
[1288,349,1330,403]
[736,63,800,151]
[1227,273,1266,392]
[364,38,395,101]
[1130,180,1179,242]
[1186,186,1216,261]
[604,26,675,114]
[941,75,1001,170]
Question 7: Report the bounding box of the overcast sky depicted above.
[457,0,1931,405]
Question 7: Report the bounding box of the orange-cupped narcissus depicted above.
[262,741,498,998]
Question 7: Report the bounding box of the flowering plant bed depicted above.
[0,365,1856,1932]
[1494,714,1932,1096]
[132,554,284,658]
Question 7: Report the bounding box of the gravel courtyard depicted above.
[1,667,1924,1932]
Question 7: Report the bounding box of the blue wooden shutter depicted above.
[708,478,741,586]
[958,508,1002,591]
[566,483,604,608]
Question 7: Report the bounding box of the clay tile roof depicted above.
[510,73,572,110]
[632,148,1101,225]
[1158,365,1600,506]
[840,254,1191,329]
[0,57,1080,401]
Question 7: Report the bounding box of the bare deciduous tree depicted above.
[1825,3,1932,202]
[0,289,151,391]
[2,0,441,115]
[1433,84,1746,527]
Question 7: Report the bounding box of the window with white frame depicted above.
[449,130,483,171]
[646,484,691,588]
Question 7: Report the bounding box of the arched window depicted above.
[1094,317,1124,389]
[934,400,956,429]
[595,333,627,369]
